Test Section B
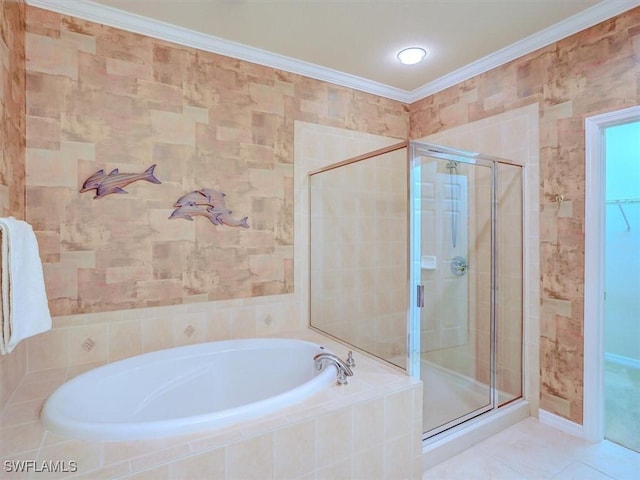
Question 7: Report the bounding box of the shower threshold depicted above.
[422,399,530,469]
[421,359,517,436]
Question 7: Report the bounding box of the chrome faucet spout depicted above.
[313,353,354,385]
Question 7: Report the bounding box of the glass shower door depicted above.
[410,146,495,437]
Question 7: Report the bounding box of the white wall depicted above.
[604,121,640,362]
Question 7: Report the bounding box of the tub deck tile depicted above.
[1,330,421,479]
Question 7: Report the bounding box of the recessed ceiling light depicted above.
[397,47,427,65]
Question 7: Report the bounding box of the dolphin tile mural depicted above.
[170,189,249,228]
[80,164,162,199]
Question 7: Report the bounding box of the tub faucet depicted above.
[314,353,354,385]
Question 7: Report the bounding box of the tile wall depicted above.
[418,103,540,412]
[309,145,407,365]
[0,0,27,410]
[0,0,25,219]
[295,122,406,365]
[24,294,300,373]
[20,121,402,377]
[23,5,408,318]
[410,7,640,423]
[416,153,494,386]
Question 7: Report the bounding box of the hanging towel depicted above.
[0,217,52,354]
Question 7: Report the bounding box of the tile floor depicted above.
[605,361,640,452]
[422,417,640,479]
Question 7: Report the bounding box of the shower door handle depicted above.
[417,285,424,308]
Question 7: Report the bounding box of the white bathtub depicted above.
[41,338,335,441]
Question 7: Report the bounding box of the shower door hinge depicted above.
[417,285,424,308]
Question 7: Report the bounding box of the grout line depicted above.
[574,460,617,480]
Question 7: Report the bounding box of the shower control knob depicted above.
[451,256,468,277]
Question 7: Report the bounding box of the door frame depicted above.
[583,105,640,442]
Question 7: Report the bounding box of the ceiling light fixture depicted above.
[397,47,427,65]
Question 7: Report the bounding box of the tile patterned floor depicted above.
[423,417,640,480]
[605,361,640,453]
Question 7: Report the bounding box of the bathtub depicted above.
[41,338,335,441]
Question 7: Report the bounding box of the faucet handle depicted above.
[346,351,355,368]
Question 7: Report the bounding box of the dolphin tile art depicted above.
[170,189,249,228]
[80,164,162,198]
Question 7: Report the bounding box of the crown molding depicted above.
[27,0,640,104]
[26,0,414,102]
[408,0,640,101]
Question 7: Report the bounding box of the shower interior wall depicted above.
[417,103,539,413]
[413,143,524,439]
[310,137,525,399]
[22,4,409,319]
[309,145,408,367]
[496,162,525,401]
[417,157,493,386]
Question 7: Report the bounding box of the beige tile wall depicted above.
[294,122,405,363]
[294,122,404,333]
[20,124,404,375]
[417,155,494,386]
[23,5,408,318]
[309,145,408,366]
[496,162,525,402]
[418,103,540,414]
[411,6,640,423]
[415,148,525,406]
[24,294,300,372]
[0,0,27,411]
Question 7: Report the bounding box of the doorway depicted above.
[603,121,640,451]
[584,106,640,451]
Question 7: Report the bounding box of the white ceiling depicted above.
[30,0,639,101]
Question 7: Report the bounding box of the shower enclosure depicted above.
[309,140,524,439]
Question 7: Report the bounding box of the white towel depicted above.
[0,217,52,354]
